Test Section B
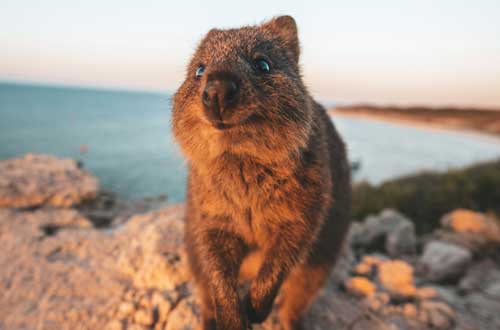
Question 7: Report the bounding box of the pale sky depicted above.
[1,0,500,107]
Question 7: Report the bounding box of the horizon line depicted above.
[1,78,499,111]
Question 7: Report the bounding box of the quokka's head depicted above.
[172,16,312,164]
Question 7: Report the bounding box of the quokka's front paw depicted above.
[242,291,273,324]
[216,316,248,330]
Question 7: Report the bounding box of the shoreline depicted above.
[329,109,500,143]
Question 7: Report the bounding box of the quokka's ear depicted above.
[262,15,300,63]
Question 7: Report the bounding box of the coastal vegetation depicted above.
[352,158,500,233]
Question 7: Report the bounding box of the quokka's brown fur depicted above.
[172,15,351,330]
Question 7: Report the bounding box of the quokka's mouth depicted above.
[205,111,260,131]
[212,121,234,130]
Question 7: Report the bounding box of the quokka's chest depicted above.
[193,159,304,218]
[205,161,288,207]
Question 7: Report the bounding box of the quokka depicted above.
[172,15,351,330]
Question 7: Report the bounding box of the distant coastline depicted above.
[330,105,500,138]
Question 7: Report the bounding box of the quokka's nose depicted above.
[202,72,240,118]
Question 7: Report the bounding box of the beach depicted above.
[330,105,500,138]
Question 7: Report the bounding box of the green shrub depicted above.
[352,158,500,233]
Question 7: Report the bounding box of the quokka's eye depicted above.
[195,65,205,79]
[254,58,271,73]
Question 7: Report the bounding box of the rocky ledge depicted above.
[0,154,499,330]
[0,154,99,208]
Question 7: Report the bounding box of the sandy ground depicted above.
[329,109,500,143]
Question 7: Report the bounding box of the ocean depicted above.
[1,82,499,203]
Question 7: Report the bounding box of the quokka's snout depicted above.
[201,70,241,127]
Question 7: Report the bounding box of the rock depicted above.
[418,306,430,324]
[105,320,124,330]
[345,277,377,297]
[442,209,486,233]
[0,202,450,330]
[377,260,417,298]
[428,230,496,256]
[363,292,391,312]
[117,301,136,318]
[345,254,460,329]
[0,202,405,330]
[351,209,416,257]
[441,209,497,236]
[350,256,422,301]
[0,152,496,330]
[127,325,149,330]
[459,259,500,297]
[364,295,383,312]
[431,286,461,308]
[151,291,173,318]
[485,281,500,300]
[353,255,386,276]
[165,297,200,330]
[77,190,170,228]
[354,260,373,276]
[0,154,99,208]
[134,308,154,326]
[330,241,356,285]
[0,205,187,330]
[464,292,500,330]
[419,241,472,282]
[351,255,426,300]
[439,209,500,249]
[297,287,401,330]
[420,301,455,330]
[403,303,418,318]
[416,287,438,300]
[116,206,190,291]
[386,219,416,257]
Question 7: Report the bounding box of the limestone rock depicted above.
[345,276,377,297]
[416,287,438,300]
[386,218,416,257]
[377,260,417,298]
[0,204,441,330]
[419,241,472,282]
[351,209,416,257]
[0,154,99,208]
[330,241,356,284]
[165,297,200,330]
[348,257,420,300]
[403,303,418,318]
[344,255,459,329]
[439,209,500,249]
[133,308,154,326]
[459,259,500,296]
[0,154,496,330]
[485,281,500,300]
[116,206,190,291]
[0,205,187,330]
[105,320,124,330]
[442,209,495,235]
[464,292,500,330]
[420,301,455,330]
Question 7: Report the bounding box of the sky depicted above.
[1,0,500,107]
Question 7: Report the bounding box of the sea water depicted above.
[1,82,499,203]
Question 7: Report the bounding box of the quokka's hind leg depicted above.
[277,263,331,330]
[194,278,216,330]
